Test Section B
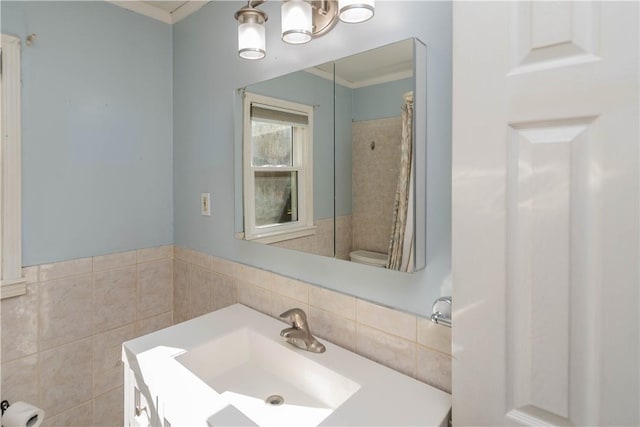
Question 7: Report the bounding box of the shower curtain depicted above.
[386,91,415,272]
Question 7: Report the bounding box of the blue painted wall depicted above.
[334,81,353,218]
[173,1,452,317]
[352,78,413,122]
[1,0,450,316]
[1,1,173,265]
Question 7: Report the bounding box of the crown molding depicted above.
[107,1,172,24]
[171,1,209,23]
[305,67,413,89]
[106,1,210,25]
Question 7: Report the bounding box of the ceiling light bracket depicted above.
[234,4,268,25]
[310,1,339,38]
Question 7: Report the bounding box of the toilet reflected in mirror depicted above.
[349,249,388,268]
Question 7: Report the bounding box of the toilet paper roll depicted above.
[1,401,44,427]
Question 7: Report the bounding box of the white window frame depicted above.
[0,34,26,299]
[243,92,314,243]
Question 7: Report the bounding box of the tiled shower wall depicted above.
[2,244,451,426]
[0,246,173,427]
[352,116,403,254]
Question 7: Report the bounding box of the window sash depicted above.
[253,170,299,227]
[242,92,314,243]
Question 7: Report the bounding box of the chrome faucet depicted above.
[279,308,326,353]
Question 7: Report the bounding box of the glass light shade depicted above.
[338,0,375,23]
[281,0,312,44]
[238,21,266,60]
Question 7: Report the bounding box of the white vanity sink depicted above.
[122,304,451,426]
[175,327,360,426]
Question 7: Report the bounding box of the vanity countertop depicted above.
[122,303,451,426]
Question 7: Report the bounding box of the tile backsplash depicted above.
[1,245,451,427]
[173,245,452,393]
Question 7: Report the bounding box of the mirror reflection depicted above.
[236,65,335,257]
[235,38,422,272]
[332,39,416,271]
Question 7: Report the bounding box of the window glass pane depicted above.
[254,171,298,227]
[251,120,293,167]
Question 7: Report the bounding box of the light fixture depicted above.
[338,0,374,24]
[235,1,375,59]
[281,0,313,44]
[235,4,268,60]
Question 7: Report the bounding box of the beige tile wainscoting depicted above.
[269,215,353,261]
[0,246,173,427]
[2,244,451,426]
[271,217,335,257]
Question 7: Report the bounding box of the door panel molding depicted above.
[507,117,596,425]
[509,2,600,75]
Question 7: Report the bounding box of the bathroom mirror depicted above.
[235,38,426,272]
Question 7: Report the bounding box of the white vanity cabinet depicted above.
[123,363,167,427]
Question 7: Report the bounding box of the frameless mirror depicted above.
[235,38,426,272]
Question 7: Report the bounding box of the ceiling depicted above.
[142,1,190,14]
[306,39,414,89]
[108,0,208,24]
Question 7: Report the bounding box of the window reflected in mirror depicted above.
[235,38,426,273]
[242,93,314,243]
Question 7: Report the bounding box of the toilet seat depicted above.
[349,250,388,267]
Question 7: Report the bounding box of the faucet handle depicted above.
[279,308,308,328]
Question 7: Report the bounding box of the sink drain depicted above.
[265,395,284,406]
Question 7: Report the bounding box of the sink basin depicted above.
[123,304,451,426]
[174,327,360,426]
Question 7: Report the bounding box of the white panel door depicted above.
[452,2,638,426]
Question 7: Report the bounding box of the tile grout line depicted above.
[354,297,359,354]
[36,276,42,409]
[417,341,453,358]
[169,252,175,325]
[414,316,419,379]
[134,250,140,325]
[90,256,96,401]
